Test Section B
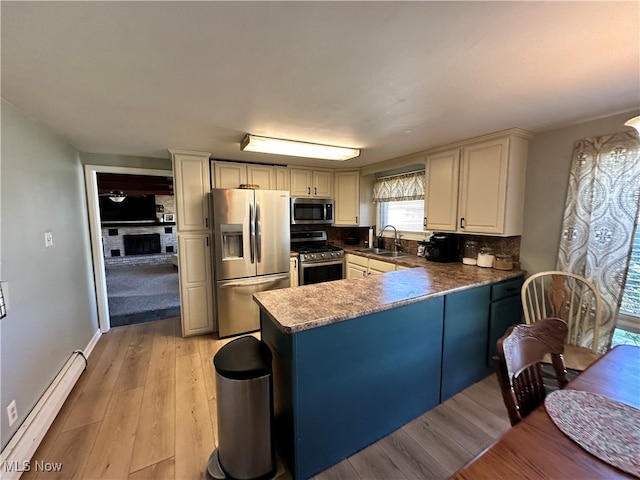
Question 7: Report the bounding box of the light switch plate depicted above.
[45,231,53,248]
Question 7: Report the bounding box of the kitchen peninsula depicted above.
[253,262,524,479]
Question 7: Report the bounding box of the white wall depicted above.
[520,109,640,275]
[0,101,99,449]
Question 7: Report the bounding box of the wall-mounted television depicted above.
[99,195,157,223]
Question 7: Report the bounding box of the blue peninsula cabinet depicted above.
[441,285,492,401]
[260,298,445,480]
[441,277,524,401]
[255,267,525,480]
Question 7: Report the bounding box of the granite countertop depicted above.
[255,247,525,334]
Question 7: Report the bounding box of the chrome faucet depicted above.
[378,224,401,251]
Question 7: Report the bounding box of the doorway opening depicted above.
[85,165,179,333]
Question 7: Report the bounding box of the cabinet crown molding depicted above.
[426,128,534,155]
[168,148,212,157]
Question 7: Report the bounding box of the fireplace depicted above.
[123,234,161,256]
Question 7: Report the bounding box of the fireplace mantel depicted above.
[101,221,176,228]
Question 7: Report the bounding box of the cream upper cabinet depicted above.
[247,164,276,189]
[289,168,333,197]
[172,151,211,232]
[425,149,460,232]
[459,137,509,234]
[213,161,246,189]
[212,161,275,189]
[275,166,290,191]
[334,171,360,226]
[312,170,333,197]
[459,134,528,235]
[424,130,530,236]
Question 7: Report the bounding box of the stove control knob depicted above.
[321,253,326,258]
[330,252,336,257]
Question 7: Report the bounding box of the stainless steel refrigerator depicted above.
[211,189,290,337]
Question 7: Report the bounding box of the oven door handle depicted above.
[300,259,345,268]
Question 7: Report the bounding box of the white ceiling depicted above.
[2,1,639,169]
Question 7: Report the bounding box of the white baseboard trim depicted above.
[0,329,102,480]
[84,328,102,358]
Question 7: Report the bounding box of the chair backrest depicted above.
[493,317,569,426]
[521,271,604,354]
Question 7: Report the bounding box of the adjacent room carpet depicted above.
[106,263,181,327]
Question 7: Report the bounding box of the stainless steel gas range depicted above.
[290,231,345,286]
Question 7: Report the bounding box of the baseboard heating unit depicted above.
[0,330,99,480]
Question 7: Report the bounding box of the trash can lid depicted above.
[213,336,272,380]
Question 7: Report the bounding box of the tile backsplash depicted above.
[322,226,521,263]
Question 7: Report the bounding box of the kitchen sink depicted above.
[379,251,411,258]
[356,247,393,254]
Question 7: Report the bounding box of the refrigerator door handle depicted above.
[249,202,255,264]
[255,201,262,263]
[219,275,289,288]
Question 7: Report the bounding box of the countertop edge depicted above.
[255,265,525,335]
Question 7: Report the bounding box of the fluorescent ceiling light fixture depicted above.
[241,134,360,161]
[624,115,640,134]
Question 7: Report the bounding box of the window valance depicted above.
[372,171,425,203]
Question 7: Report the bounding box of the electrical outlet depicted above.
[45,231,54,248]
[7,400,18,427]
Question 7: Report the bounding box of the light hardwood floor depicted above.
[23,317,510,480]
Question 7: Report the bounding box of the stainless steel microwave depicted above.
[290,197,334,225]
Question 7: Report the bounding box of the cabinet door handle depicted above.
[355,216,358,223]
[423,217,428,227]
[314,187,317,195]
[205,217,209,228]
[460,217,465,229]
[206,236,210,247]
[308,187,311,195]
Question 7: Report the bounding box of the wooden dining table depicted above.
[451,344,640,479]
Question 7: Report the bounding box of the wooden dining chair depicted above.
[521,271,607,371]
[493,317,569,426]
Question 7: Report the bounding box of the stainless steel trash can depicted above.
[207,336,275,480]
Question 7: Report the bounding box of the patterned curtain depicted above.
[557,132,640,352]
[372,171,425,203]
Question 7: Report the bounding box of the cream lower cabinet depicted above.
[290,256,299,288]
[177,233,214,336]
[425,130,530,236]
[212,161,276,189]
[368,258,397,275]
[346,255,369,278]
[346,254,396,278]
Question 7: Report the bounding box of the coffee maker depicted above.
[425,233,459,263]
